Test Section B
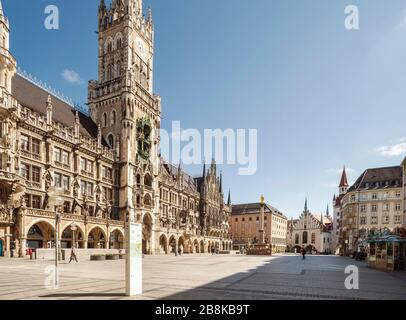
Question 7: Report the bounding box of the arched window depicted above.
[311,233,316,244]
[144,194,152,207]
[295,234,299,244]
[116,37,122,49]
[106,64,113,81]
[107,134,114,149]
[102,113,107,127]
[144,174,152,187]
[116,62,121,77]
[110,110,116,126]
[136,174,141,185]
[302,231,308,244]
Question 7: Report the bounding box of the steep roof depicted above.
[231,203,288,220]
[11,74,98,139]
[161,161,198,194]
[339,167,349,187]
[348,166,402,192]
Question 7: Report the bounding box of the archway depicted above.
[88,227,106,248]
[193,239,199,253]
[109,229,124,249]
[169,235,176,254]
[142,214,153,254]
[27,221,55,249]
[61,225,84,248]
[159,234,168,254]
[305,245,316,254]
[200,240,205,253]
[178,236,185,254]
[207,241,212,253]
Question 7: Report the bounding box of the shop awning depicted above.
[366,235,406,243]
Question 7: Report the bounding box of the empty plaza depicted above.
[0,254,405,300]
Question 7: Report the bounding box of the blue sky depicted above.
[4,0,406,218]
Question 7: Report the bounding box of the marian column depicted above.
[259,195,265,245]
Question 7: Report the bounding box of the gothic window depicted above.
[116,62,121,77]
[107,64,114,80]
[311,233,315,244]
[302,231,308,244]
[144,174,152,187]
[144,194,152,207]
[106,39,113,53]
[116,37,122,49]
[110,110,116,126]
[102,113,107,127]
[107,134,114,149]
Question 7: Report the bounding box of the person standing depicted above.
[302,246,306,260]
[69,246,78,263]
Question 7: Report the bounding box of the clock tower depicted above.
[88,0,161,227]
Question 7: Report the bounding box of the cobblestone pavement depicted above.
[0,254,405,300]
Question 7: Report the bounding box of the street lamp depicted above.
[48,186,65,288]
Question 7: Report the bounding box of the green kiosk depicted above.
[367,230,406,272]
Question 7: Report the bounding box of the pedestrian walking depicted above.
[69,247,78,263]
[302,246,306,260]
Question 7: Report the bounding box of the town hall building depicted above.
[0,0,232,257]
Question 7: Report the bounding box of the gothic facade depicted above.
[0,0,231,257]
[286,200,333,254]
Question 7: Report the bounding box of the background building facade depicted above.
[230,202,288,253]
[338,166,404,256]
[286,200,333,254]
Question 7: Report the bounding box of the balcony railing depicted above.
[0,170,26,185]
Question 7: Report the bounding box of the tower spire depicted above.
[219,171,223,193]
[202,163,206,179]
[227,189,231,206]
[304,198,308,212]
[339,166,349,187]
[339,166,349,195]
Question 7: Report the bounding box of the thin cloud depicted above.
[375,140,406,157]
[395,9,406,32]
[61,69,84,85]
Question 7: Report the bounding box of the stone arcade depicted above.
[0,0,232,258]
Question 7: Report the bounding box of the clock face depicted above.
[135,36,147,59]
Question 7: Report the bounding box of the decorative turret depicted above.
[147,7,153,26]
[219,171,223,194]
[46,95,53,126]
[0,0,17,96]
[97,124,102,149]
[227,189,231,206]
[74,111,80,139]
